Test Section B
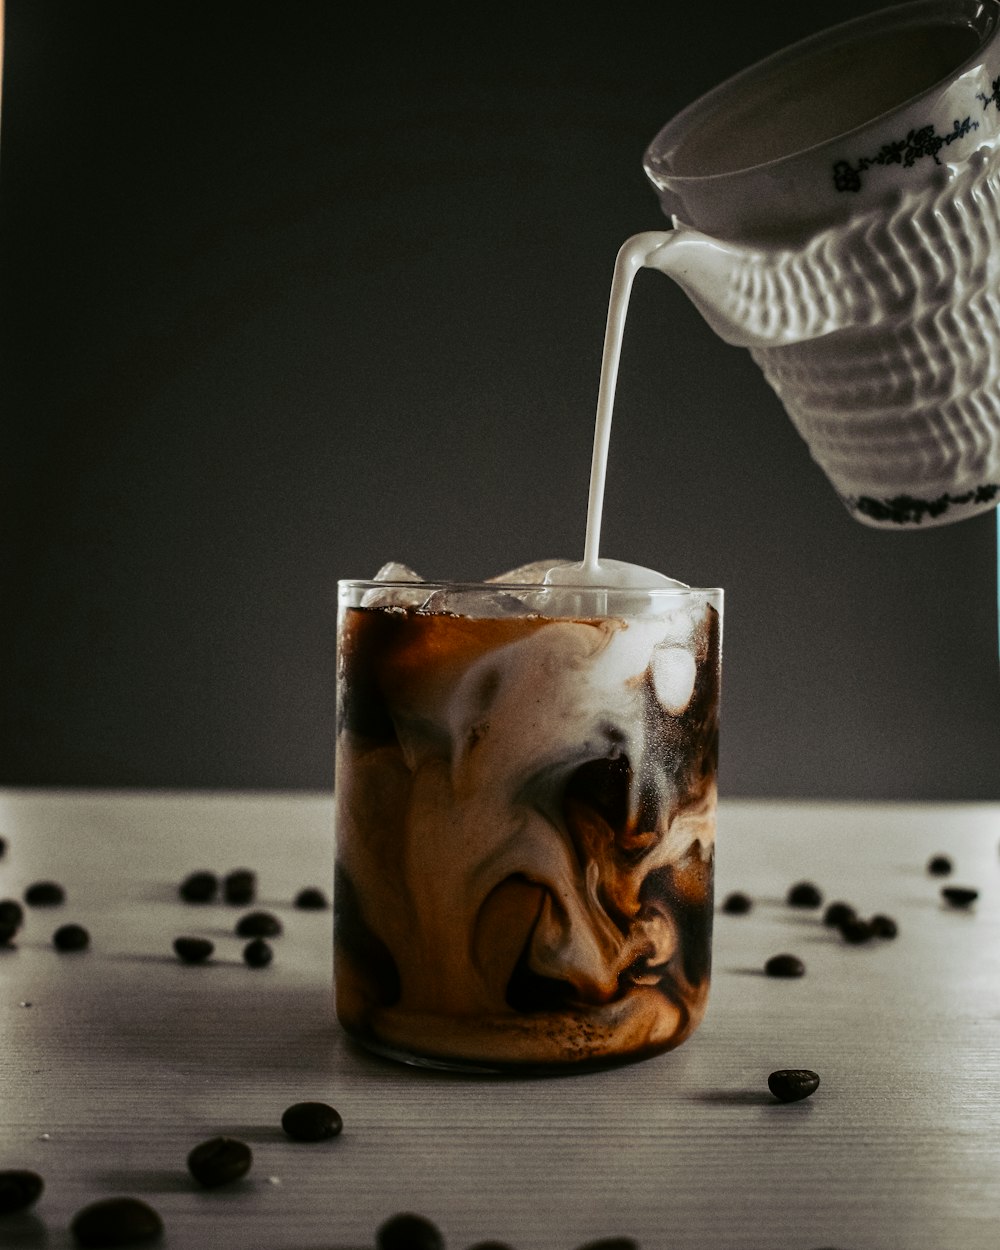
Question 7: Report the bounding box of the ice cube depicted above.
[651,645,698,715]
[487,559,571,586]
[360,561,428,608]
[373,561,424,583]
[421,587,528,617]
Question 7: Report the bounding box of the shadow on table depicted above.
[688,1088,786,1107]
[99,950,249,966]
[0,1213,47,1247]
[89,1167,194,1195]
[32,975,339,1076]
[0,1212,372,1250]
[213,1124,287,1144]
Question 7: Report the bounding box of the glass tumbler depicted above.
[333,577,723,1073]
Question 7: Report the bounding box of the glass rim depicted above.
[339,578,723,596]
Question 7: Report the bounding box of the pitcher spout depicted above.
[637,152,1000,528]
[641,220,882,349]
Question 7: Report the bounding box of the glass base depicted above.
[345,1030,677,1078]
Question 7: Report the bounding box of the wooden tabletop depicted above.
[1,789,998,1250]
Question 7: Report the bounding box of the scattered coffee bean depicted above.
[235,910,282,938]
[70,1196,163,1246]
[243,937,273,967]
[178,871,218,903]
[0,836,6,858]
[870,914,898,938]
[281,1101,343,1142]
[927,854,953,876]
[764,953,805,978]
[942,886,978,907]
[187,1137,253,1188]
[24,881,65,907]
[786,881,823,908]
[53,923,90,952]
[721,891,752,914]
[0,899,25,931]
[376,1212,445,1250]
[294,886,329,910]
[224,869,257,905]
[574,1241,641,1250]
[0,923,17,947]
[0,1169,44,1214]
[822,901,856,927]
[839,917,874,944]
[768,1068,820,1103]
[173,937,214,964]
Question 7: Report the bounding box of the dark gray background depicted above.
[1,0,997,798]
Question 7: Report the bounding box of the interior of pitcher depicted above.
[662,0,998,178]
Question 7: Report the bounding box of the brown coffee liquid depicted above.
[334,599,721,1070]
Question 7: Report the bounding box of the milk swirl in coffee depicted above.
[334,236,722,1069]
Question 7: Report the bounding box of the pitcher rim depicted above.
[644,0,1000,187]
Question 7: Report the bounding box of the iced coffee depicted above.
[334,563,722,1071]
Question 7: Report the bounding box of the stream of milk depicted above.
[541,232,681,592]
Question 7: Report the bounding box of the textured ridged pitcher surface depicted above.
[642,0,1000,527]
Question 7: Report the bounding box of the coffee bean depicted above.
[243,937,273,967]
[0,836,6,858]
[70,1196,163,1246]
[187,1137,252,1188]
[822,901,856,927]
[574,1241,641,1250]
[870,914,898,938]
[53,923,90,951]
[235,910,282,938]
[927,854,953,876]
[839,917,874,944]
[294,887,329,910]
[942,886,978,907]
[281,1101,343,1142]
[768,1068,820,1103]
[786,881,823,908]
[178,871,218,903]
[0,922,17,947]
[0,1169,44,1214]
[721,891,752,914]
[173,937,214,964]
[24,881,65,906]
[224,869,257,905]
[376,1212,445,1250]
[764,953,805,978]
[0,899,24,930]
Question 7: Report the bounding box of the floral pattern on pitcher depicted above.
[833,115,978,191]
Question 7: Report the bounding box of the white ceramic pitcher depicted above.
[642,0,1000,527]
